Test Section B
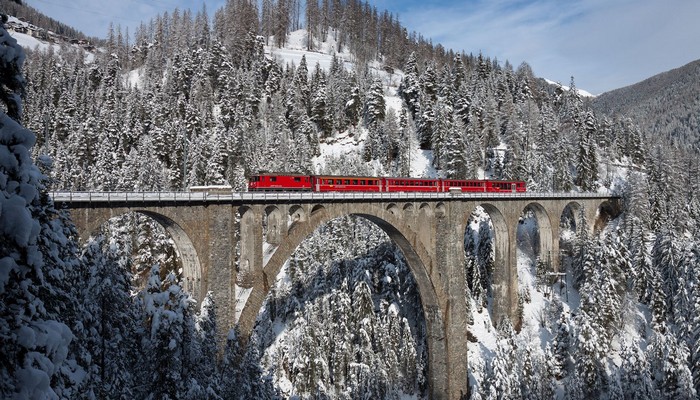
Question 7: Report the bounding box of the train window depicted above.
[352,180,358,185]
[270,177,277,182]
[343,179,349,184]
[294,177,301,182]
[360,180,366,185]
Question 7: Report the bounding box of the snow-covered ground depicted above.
[7,16,96,62]
[267,29,354,73]
[7,17,59,52]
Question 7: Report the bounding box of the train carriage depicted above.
[311,175,382,192]
[248,174,312,191]
[383,177,441,192]
[485,180,526,193]
[442,179,526,193]
[248,173,527,193]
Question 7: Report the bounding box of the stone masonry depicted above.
[58,193,620,400]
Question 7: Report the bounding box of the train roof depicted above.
[249,172,310,177]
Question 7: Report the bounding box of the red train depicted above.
[248,173,526,193]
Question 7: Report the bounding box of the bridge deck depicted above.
[50,190,619,205]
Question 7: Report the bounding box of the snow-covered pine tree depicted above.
[691,278,700,395]
[574,110,598,191]
[573,308,608,398]
[551,310,571,379]
[187,291,222,399]
[140,266,195,399]
[652,229,680,321]
[618,338,656,399]
[1,19,80,399]
[398,52,420,117]
[81,236,141,399]
[648,325,696,399]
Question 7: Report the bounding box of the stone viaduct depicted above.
[52,190,620,400]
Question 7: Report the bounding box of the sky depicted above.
[25,0,700,95]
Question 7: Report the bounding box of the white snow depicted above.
[544,78,596,98]
[7,16,96,62]
[125,66,144,89]
[267,29,355,73]
[234,284,253,321]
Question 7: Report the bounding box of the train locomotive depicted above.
[248,173,526,193]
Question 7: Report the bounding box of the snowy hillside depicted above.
[6,16,95,61]
[268,29,436,178]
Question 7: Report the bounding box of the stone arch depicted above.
[238,206,257,288]
[593,200,620,233]
[288,205,307,233]
[386,203,400,217]
[559,199,620,235]
[403,202,415,215]
[419,202,432,216]
[73,208,204,301]
[560,201,583,231]
[435,202,446,218]
[136,211,204,300]
[236,203,450,398]
[520,202,554,266]
[464,203,514,326]
[264,205,283,245]
[311,204,325,216]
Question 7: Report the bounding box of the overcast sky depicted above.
[26,0,700,95]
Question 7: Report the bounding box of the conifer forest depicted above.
[1,0,700,398]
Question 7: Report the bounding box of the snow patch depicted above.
[544,78,596,98]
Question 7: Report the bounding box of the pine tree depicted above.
[140,266,195,399]
[364,78,386,127]
[310,75,332,137]
[618,339,656,399]
[691,279,700,395]
[551,310,572,379]
[487,337,519,399]
[1,21,79,399]
[573,309,608,397]
[362,79,386,162]
[574,110,598,191]
[648,326,696,399]
[653,229,680,320]
[187,291,222,399]
[81,236,140,399]
[398,52,420,117]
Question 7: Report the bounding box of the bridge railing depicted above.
[49,190,618,204]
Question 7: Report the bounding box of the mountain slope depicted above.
[592,59,700,148]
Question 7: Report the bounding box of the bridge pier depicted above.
[434,204,470,399]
